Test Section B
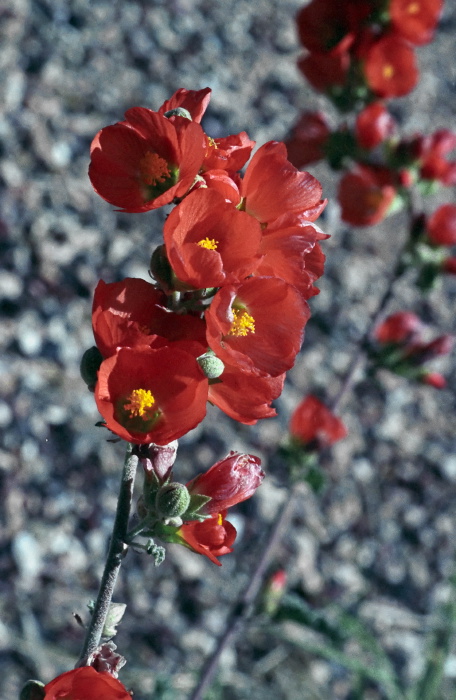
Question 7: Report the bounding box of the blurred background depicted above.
[1,1,455,698]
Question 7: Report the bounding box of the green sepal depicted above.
[20,681,45,700]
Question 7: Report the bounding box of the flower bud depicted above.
[197,351,225,379]
[149,244,174,292]
[421,371,446,389]
[156,482,191,519]
[80,346,103,391]
[20,681,45,700]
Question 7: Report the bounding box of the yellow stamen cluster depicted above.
[139,151,171,186]
[407,2,420,14]
[382,64,395,80]
[197,237,219,250]
[207,136,218,150]
[228,307,255,337]
[124,388,156,419]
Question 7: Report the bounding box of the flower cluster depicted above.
[371,311,453,387]
[136,448,264,566]
[85,88,328,445]
[295,0,443,109]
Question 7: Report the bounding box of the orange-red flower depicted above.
[286,111,331,168]
[290,395,347,448]
[89,107,205,213]
[92,278,207,358]
[255,213,328,299]
[208,366,285,424]
[163,189,262,289]
[426,204,456,246]
[44,667,130,700]
[338,165,396,226]
[95,346,208,445]
[241,141,325,225]
[355,102,396,150]
[363,35,418,98]
[416,130,456,185]
[296,0,356,55]
[177,511,236,566]
[186,451,264,514]
[297,51,350,93]
[203,132,256,172]
[158,87,212,123]
[389,0,443,46]
[205,277,309,377]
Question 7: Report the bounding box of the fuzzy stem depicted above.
[75,444,138,667]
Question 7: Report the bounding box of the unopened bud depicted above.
[150,244,174,292]
[197,351,225,379]
[20,681,45,700]
[156,482,190,519]
[164,107,192,120]
[80,346,103,391]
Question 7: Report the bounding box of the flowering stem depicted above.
[189,483,304,700]
[75,443,138,667]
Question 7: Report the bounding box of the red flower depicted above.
[241,141,324,225]
[95,346,208,445]
[417,130,456,184]
[44,667,131,700]
[297,51,350,93]
[205,276,309,377]
[163,189,262,289]
[256,214,328,299]
[158,87,212,123]
[426,204,456,246]
[421,371,446,389]
[92,278,207,358]
[290,395,347,448]
[203,132,256,172]
[374,311,423,344]
[177,511,236,566]
[208,365,285,424]
[89,107,205,213]
[187,451,264,514]
[389,0,443,46]
[286,111,331,168]
[338,165,396,226]
[443,256,456,274]
[355,102,396,149]
[363,35,418,98]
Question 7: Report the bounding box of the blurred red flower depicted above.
[296,0,356,54]
[290,395,347,448]
[374,311,423,344]
[363,35,418,98]
[44,667,130,700]
[89,107,205,213]
[186,451,264,515]
[355,102,396,149]
[95,346,208,445]
[338,165,396,226]
[416,130,456,184]
[297,51,350,93]
[426,204,456,246]
[286,111,331,168]
[389,0,443,46]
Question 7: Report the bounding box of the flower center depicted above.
[124,388,156,419]
[407,1,420,13]
[382,64,395,80]
[197,237,219,250]
[228,307,255,337]
[139,151,171,186]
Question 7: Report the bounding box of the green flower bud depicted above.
[20,681,45,700]
[163,107,192,120]
[80,346,103,392]
[155,482,190,519]
[197,351,225,379]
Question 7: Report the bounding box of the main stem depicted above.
[76,444,138,667]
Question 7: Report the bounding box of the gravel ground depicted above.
[1,1,456,699]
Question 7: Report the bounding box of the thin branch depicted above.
[75,444,138,667]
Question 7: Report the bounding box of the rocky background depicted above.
[1,1,456,698]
